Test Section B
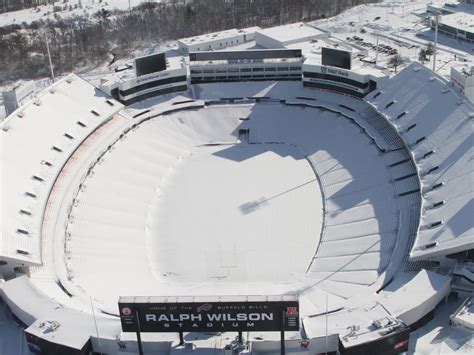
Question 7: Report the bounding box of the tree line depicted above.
[1,0,56,13]
[0,0,380,83]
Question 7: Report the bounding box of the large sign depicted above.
[118,297,299,333]
[321,47,352,70]
[320,65,350,78]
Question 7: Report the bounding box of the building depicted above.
[255,22,329,49]
[2,81,35,116]
[430,12,474,43]
[302,56,387,98]
[427,0,474,14]
[99,55,188,105]
[450,63,474,102]
[449,296,474,331]
[177,27,260,52]
[189,49,304,84]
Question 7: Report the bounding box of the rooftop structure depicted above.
[2,80,35,116]
[427,1,474,14]
[450,296,474,331]
[255,22,329,48]
[99,55,188,105]
[430,11,474,43]
[451,62,474,102]
[177,27,260,52]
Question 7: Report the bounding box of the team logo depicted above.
[286,307,298,315]
[121,307,132,316]
[197,303,213,312]
[321,66,328,74]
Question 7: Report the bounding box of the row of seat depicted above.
[366,63,473,259]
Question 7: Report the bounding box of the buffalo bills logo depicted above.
[121,307,132,316]
[197,303,213,312]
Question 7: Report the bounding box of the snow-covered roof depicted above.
[439,11,474,33]
[450,295,474,331]
[100,55,186,85]
[366,62,474,259]
[256,23,327,46]
[303,270,451,349]
[0,276,120,350]
[303,55,388,79]
[178,27,260,45]
[0,74,123,264]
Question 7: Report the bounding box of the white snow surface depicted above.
[1,76,427,353]
[0,0,163,27]
[0,74,124,264]
[1,1,472,353]
[366,62,474,259]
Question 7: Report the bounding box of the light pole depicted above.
[44,29,55,82]
[433,12,439,72]
[375,32,379,65]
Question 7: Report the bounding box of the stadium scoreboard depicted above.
[321,47,352,70]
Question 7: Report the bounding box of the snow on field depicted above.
[0,0,164,27]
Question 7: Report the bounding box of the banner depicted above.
[119,299,299,333]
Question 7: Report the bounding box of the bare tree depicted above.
[0,0,381,83]
[425,42,435,58]
[418,48,427,64]
[388,54,403,73]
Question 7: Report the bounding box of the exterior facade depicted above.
[177,27,260,52]
[430,13,474,43]
[2,81,35,116]
[450,63,474,103]
[189,49,304,84]
[99,57,188,105]
[302,60,383,98]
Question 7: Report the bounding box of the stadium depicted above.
[1,13,473,355]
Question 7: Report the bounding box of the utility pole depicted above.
[44,30,55,82]
[375,32,379,65]
[433,12,439,72]
[90,297,102,354]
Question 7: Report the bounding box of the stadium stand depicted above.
[1,75,123,269]
[366,63,474,260]
[0,63,468,354]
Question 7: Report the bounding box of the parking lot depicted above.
[346,35,399,55]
